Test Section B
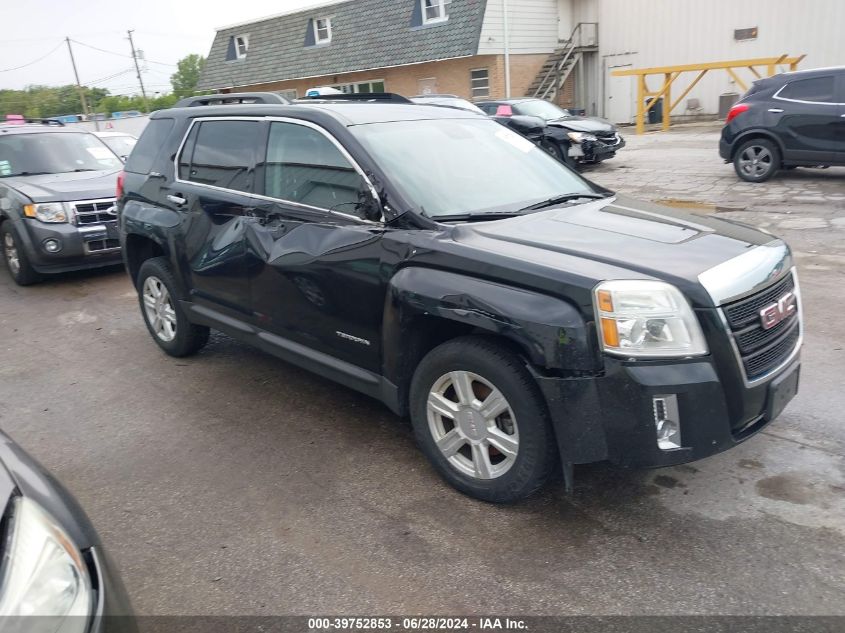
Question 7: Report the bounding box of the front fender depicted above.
[383,267,599,380]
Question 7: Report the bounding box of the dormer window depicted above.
[235,34,249,59]
[422,0,450,24]
[314,17,332,44]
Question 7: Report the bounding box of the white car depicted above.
[93,131,138,161]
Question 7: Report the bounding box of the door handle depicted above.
[768,108,784,113]
[166,194,186,206]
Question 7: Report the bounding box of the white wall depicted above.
[478,0,562,55]
[598,0,845,122]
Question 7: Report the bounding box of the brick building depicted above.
[197,0,589,110]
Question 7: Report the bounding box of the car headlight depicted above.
[567,132,597,143]
[23,203,69,223]
[594,280,708,358]
[0,497,93,630]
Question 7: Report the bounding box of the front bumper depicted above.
[17,218,122,274]
[535,354,800,469]
[578,134,626,163]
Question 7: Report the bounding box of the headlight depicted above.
[594,280,708,358]
[0,497,93,630]
[567,132,597,143]
[23,203,69,223]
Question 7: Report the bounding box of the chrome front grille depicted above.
[721,271,801,383]
[72,199,117,226]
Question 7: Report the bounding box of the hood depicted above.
[452,195,778,307]
[548,116,615,134]
[2,170,119,203]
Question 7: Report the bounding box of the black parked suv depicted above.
[119,93,802,503]
[720,66,845,182]
[0,121,124,285]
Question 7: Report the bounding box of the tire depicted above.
[136,256,209,357]
[541,139,578,170]
[733,138,781,182]
[1,221,41,286]
[409,336,559,503]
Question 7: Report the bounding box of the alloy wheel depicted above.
[3,232,20,276]
[738,145,774,178]
[426,371,519,480]
[142,276,177,342]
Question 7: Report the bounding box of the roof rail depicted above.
[411,94,461,99]
[298,92,412,104]
[174,92,291,108]
[2,116,65,127]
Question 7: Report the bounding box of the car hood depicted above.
[547,116,615,134]
[452,194,780,307]
[2,170,119,203]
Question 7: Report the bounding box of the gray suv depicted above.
[0,121,123,285]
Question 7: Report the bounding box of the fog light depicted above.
[43,238,62,253]
[653,395,681,450]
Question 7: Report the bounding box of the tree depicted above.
[170,54,206,98]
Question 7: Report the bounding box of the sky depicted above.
[0,0,331,95]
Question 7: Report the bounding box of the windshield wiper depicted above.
[433,211,527,223]
[519,192,608,212]
[0,171,53,177]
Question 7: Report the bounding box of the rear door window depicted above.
[777,76,836,103]
[178,120,261,193]
[124,118,174,174]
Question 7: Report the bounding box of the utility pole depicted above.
[127,30,149,112]
[65,37,97,128]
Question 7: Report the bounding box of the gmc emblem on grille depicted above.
[759,292,797,330]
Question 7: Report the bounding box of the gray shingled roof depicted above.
[198,0,488,90]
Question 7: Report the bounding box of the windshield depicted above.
[515,100,572,120]
[0,132,122,177]
[351,118,593,218]
[97,135,138,160]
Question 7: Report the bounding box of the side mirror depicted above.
[504,115,547,137]
[356,188,383,223]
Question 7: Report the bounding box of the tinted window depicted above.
[263,122,368,214]
[180,120,260,192]
[125,118,174,174]
[778,76,835,103]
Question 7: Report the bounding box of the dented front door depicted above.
[246,119,387,372]
[245,204,386,372]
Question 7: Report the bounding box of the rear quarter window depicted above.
[124,118,175,174]
[777,76,836,103]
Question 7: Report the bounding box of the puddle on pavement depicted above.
[641,428,845,534]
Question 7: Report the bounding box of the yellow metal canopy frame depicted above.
[612,55,806,134]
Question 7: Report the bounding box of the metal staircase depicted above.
[529,22,598,101]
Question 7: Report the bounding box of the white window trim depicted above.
[313,16,333,44]
[422,0,449,25]
[234,34,249,59]
[470,68,490,99]
[330,79,386,94]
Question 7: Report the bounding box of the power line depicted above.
[69,38,177,67]
[0,40,64,72]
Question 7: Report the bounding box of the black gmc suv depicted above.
[720,66,845,182]
[0,122,124,285]
[118,93,802,503]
